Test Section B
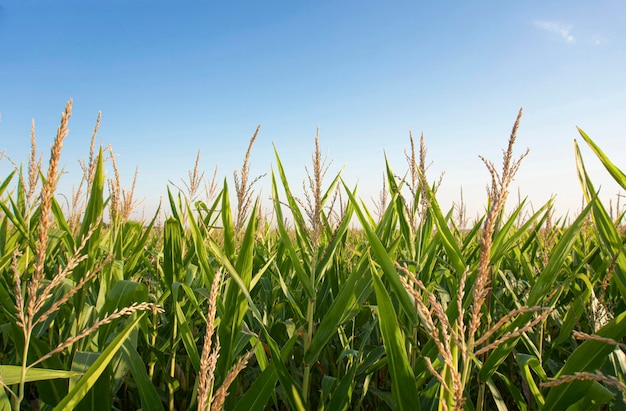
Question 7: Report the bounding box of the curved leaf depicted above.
[53,314,145,411]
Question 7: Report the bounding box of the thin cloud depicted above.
[533,20,576,43]
[591,35,609,46]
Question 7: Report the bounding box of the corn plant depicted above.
[1,102,626,410]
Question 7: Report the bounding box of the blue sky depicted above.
[1,0,625,221]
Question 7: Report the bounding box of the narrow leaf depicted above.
[53,314,144,411]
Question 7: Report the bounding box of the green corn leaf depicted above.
[461,215,485,252]
[479,200,593,382]
[185,201,216,288]
[543,310,626,410]
[261,332,306,411]
[0,217,7,264]
[174,281,210,323]
[572,381,615,410]
[0,170,15,197]
[0,384,10,411]
[320,169,343,205]
[197,188,224,228]
[578,127,626,190]
[0,365,81,384]
[233,332,299,411]
[276,268,305,321]
[218,201,258,378]
[0,198,30,242]
[166,186,183,223]
[575,140,626,299]
[50,196,75,251]
[327,361,358,410]
[423,181,466,277]
[124,212,160,273]
[490,199,549,263]
[53,314,144,411]
[175,300,201,372]
[98,280,148,348]
[273,146,312,255]
[485,377,508,411]
[232,358,279,411]
[515,354,546,408]
[315,199,354,281]
[371,260,419,411]
[493,371,528,411]
[398,200,416,258]
[342,180,418,326]
[221,178,236,259]
[305,253,372,365]
[120,339,165,411]
[491,197,527,247]
[271,170,314,299]
[163,218,183,288]
[590,200,626,298]
[529,200,591,308]
[554,275,592,346]
[98,279,148,316]
[25,337,69,405]
[234,200,258,277]
[206,238,265,328]
[15,171,27,220]
[70,351,112,411]
[77,148,104,263]
[319,376,337,406]
[0,268,17,317]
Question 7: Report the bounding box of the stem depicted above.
[461,355,472,391]
[451,341,459,408]
[149,307,158,380]
[441,364,453,411]
[302,297,315,405]
[302,255,318,407]
[15,325,33,411]
[539,321,544,366]
[169,316,178,411]
[476,381,486,411]
[14,192,34,411]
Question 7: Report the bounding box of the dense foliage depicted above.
[1,103,625,410]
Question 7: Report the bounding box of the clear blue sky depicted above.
[2,0,625,221]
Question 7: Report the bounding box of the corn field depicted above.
[1,101,626,410]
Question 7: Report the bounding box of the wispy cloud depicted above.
[590,35,609,46]
[533,20,576,43]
